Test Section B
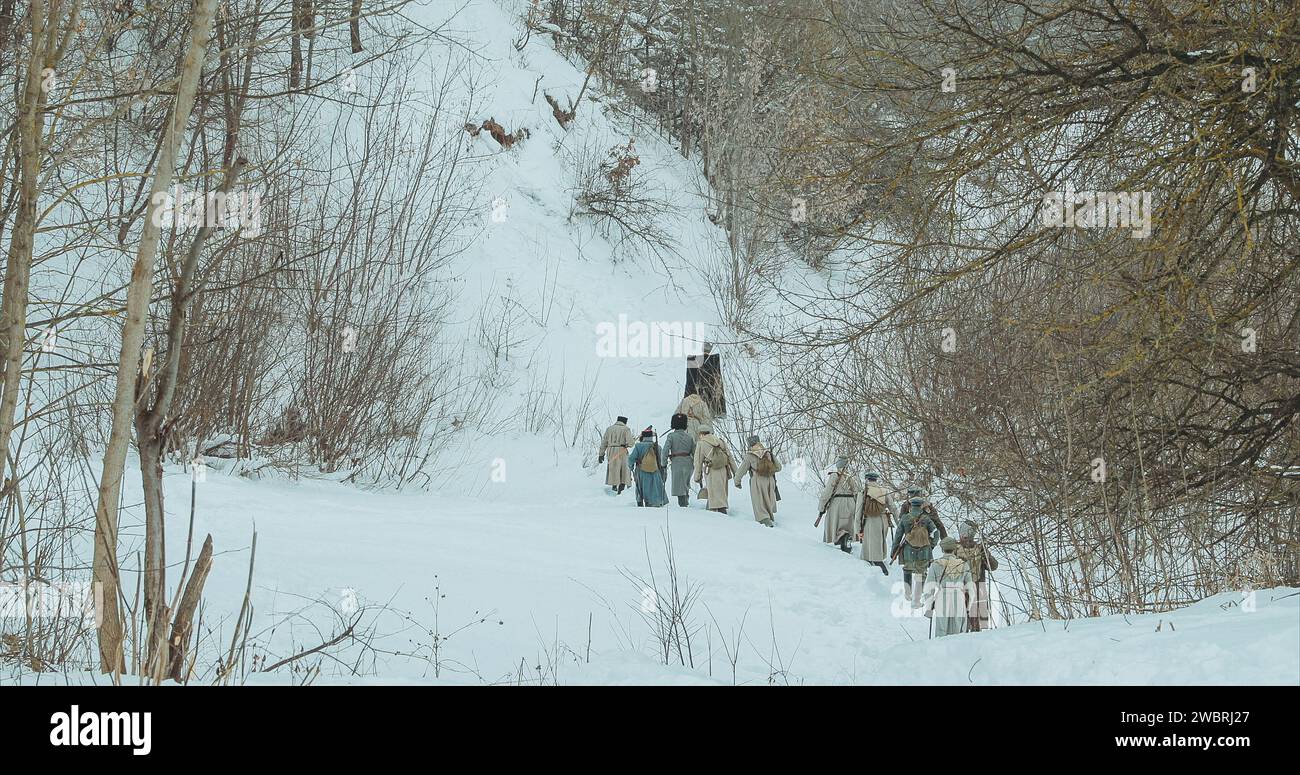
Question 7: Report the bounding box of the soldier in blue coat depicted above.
[628,427,669,507]
[891,497,939,607]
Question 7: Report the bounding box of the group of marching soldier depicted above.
[596,344,777,523]
[594,343,999,637]
[817,464,1000,635]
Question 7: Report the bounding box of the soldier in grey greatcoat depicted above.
[818,456,860,552]
[662,414,696,506]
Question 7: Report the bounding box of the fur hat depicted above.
[908,497,925,509]
[747,435,761,447]
[641,426,655,439]
[864,470,880,481]
[940,536,959,553]
[616,416,628,424]
[959,520,978,539]
[698,425,712,435]
[670,413,688,430]
[835,456,849,470]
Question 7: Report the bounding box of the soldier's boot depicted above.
[678,495,689,507]
[837,535,850,553]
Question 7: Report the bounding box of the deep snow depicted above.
[80,440,1300,686]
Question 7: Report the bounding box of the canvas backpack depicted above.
[707,439,729,469]
[754,451,777,476]
[862,485,887,518]
[639,444,659,473]
[955,542,984,579]
[905,515,931,549]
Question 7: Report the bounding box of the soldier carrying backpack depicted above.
[899,485,947,539]
[857,471,894,574]
[954,520,999,631]
[628,427,668,507]
[734,434,780,527]
[891,497,939,607]
[692,426,734,514]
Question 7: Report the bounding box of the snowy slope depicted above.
[54,441,1297,686]
[414,0,729,498]
[12,0,1296,686]
[891,588,1299,686]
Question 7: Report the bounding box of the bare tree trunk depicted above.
[290,23,302,88]
[679,0,697,159]
[92,0,219,675]
[138,157,246,675]
[350,0,363,53]
[0,0,69,498]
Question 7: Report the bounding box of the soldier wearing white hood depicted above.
[674,392,713,440]
[692,426,735,513]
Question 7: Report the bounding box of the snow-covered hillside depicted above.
[15,0,1295,686]
[35,447,1293,686]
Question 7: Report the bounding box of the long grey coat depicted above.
[598,422,634,487]
[734,447,780,523]
[818,470,861,544]
[925,555,972,638]
[693,433,734,510]
[857,485,894,562]
[662,429,695,497]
